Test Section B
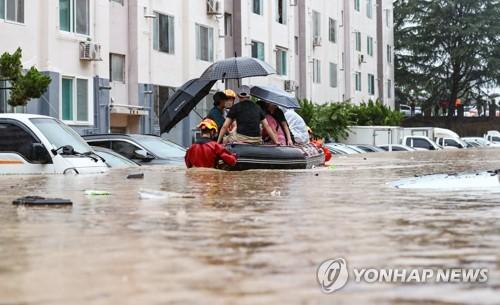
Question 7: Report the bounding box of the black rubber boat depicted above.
[220,143,325,171]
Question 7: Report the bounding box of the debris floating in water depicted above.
[127,173,144,179]
[84,190,112,196]
[270,190,281,197]
[138,189,196,200]
[12,196,73,207]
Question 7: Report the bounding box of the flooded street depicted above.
[1,149,500,305]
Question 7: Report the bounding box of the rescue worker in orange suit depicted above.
[308,127,332,164]
[185,119,238,169]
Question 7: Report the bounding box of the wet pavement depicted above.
[1,148,500,305]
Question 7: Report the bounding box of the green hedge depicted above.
[296,99,403,142]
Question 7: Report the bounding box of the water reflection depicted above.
[0,150,499,304]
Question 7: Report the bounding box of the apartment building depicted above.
[0,0,394,147]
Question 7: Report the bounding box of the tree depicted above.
[394,0,500,116]
[0,48,51,108]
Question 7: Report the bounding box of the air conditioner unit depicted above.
[313,36,322,47]
[284,80,296,92]
[79,41,102,61]
[358,54,365,65]
[207,0,222,15]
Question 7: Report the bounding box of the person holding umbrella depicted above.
[217,86,279,145]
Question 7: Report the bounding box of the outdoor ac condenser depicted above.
[79,41,103,61]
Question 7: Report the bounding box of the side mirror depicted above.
[133,149,155,162]
[32,143,52,164]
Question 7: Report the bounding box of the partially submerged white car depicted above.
[0,114,108,174]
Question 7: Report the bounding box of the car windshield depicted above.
[133,136,186,159]
[30,118,92,154]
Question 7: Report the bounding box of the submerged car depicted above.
[83,134,186,165]
[378,144,416,152]
[353,144,385,153]
[0,114,108,174]
[325,143,361,155]
[92,146,139,168]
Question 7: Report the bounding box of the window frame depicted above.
[366,0,373,18]
[195,23,214,62]
[153,11,175,54]
[313,59,321,84]
[276,0,286,25]
[355,31,362,52]
[2,0,24,24]
[329,18,337,43]
[312,10,321,39]
[367,36,374,56]
[368,73,375,95]
[355,72,362,92]
[275,47,288,76]
[110,53,126,83]
[60,75,93,125]
[253,0,263,15]
[251,40,265,61]
[59,0,90,36]
[329,62,338,88]
[354,0,360,12]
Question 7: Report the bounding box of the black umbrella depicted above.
[199,57,276,81]
[160,78,216,133]
[250,85,300,109]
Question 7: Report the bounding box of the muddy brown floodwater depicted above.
[1,149,500,305]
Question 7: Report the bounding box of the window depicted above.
[253,0,263,15]
[385,9,391,27]
[251,41,265,61]
[196,24,214,62]
[411,138,433,150]
[312,11,321,39]
[368,74,375,95]
[366,0,372,18]
[329,18,337,43]
[294,36,299,55]
[276,0,286,24]
[110,0,123,4]
[61,77,89,122]
[87,140,111,149]
[354,0,360,12]
[387,45,392,63]
[60,0,89,35]
[313,59,321,84]
[224,13,232,36]
[387,79,392,98]
[153,13,175,54]
[0,123,38,162]
[355,72,362,91]
[276,48,287,76]
[2,0,24,23]
[329,63,337,88]
[110,54,125,83]
[355,31,361,51]
[112,141,142,160]
[367,36,374,56]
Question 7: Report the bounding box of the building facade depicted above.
[0,0,394,147]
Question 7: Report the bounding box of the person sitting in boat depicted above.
[257,100,293,145]
[283,109,309,145]
[206,91,228,137]
[185,119,237,169]
[308,127,332,163]
[217,85,279,145]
